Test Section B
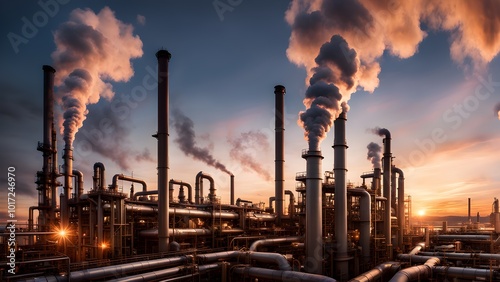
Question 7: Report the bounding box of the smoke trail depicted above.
[298,35,358,150]
[366,142,381,169]
[495,103,500,120]
[287,0,500,94]
[52,7,143,147]
[172,109,231,174]
[371,127,391,138]
[228,131,272,181]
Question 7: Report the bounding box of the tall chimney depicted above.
[274,85,285,225]
[468,198,471,224]
[393,167,404,251]
[40,65,56,229]
[333,111,348,279]
[303,149,323,274]
[230,174,235,205]
[374,167,381,196]
[381,129,392,259]
[62,144,73,229]
[156,49,171,253]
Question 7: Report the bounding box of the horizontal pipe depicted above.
[140,228,211,237]
[418,251,500,261]
[349,262,400,282]
[111,174,147,193]
[124,204,239,219]
[196,251,292,271]
[433,266,498,280]
[169,179,193,204]
[233,267,337,282]
[21,256,191,282]
[389,257,440,282]
[435,234,492,241]
[249,236,302,251]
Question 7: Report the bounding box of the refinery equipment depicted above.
[1,50,499,282]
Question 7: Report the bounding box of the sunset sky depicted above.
[1,1,500,224]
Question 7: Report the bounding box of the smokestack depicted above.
[274,85,285,225]
[468,198,471,224]
[374,127,392,259]
[62,144,73,229]
[40,65,56,228]
[374,167,381,196]
[333,110,348,278]
[393,167,405,251]
[156,49,171,253]
[303,149,323,274]
[230,174,235,205]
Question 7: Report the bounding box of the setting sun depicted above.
[418,210,426,216]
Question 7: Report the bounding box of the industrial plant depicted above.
[2,50,500,282]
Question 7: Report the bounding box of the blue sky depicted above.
[1,1,500,222]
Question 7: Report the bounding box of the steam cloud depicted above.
[495,103,500,120]
[366,142,381,168]
[52,7,143,147]
[172,109,231,174]
[228,131,272,181]
[287,0,500,149]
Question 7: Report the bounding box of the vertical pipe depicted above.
[333,111,348,279]
[374,167,381,196]
[98,194,103,259]
[230,174,235,205]
[391,166,396,211]
[303,149,323,274]
[381,129,392,260]
[42,65,56,229]
[274,85,285,225]
[156,50,171,253]
[349,188,371,268]
[468,198,471,224]
[62,145,73,230]
[51,127,58,220]
[393,167,404,251]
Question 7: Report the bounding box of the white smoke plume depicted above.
[52,7,143,146]
[366,142,382,168]
[172,109,231,174]
[495,103,500,120]
[228,131,272,181]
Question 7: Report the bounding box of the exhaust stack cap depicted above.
[156,49,172,60]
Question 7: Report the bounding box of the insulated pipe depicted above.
[249,236,302,251]
[274,85,286,226]
[156,49,171,253]
[169,179,193,204]
[196,251,292,271]
[408,242,425,255]
[140,228,211,237]
[418,251,500,261]
[124,204,239,219]
[233,267,337,282]
[348,188,371,266]
[107,263,221,282]
[388,257,440,282]
[111,174,147,193]
[73,170,83,200]
[379,128,392,259]
[303,149,323,274]
[93,162,105,190]
[22,256,191,282]
[434,234,491,241]
[348,262,400,282]
[230,174,235,205]
[334,110,348,278]
[392,167,404,251]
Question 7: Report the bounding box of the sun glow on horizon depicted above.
[418,209,426,217]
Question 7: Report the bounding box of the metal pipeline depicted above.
[348,262,400,282]
[21,256,191,282]
[269,196,276,210]
[169,179,193,204]
[432,266,499,280]
[124,204,239,219]
[230,173,235,205]
[392,167,404,251]
[303,149,323,274]
[334,110,348,278]
[196,251,292,271]
[388,257,440,282]
[132,190,158,201]
[408,242,425,255]
[107,263,221,282]
[274,85,286,225]
[156,49,171,253]
[195,171,216,204]
[246,212,276,221]
[62,144,73,229]
[111,174,147,193]
[140,228,211,237]
[233,267,337,282]
[434,234,492,241]
[348,188,371,266]
[418,251,500,261]
[249,236,303,251]
[72,169,83,200]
